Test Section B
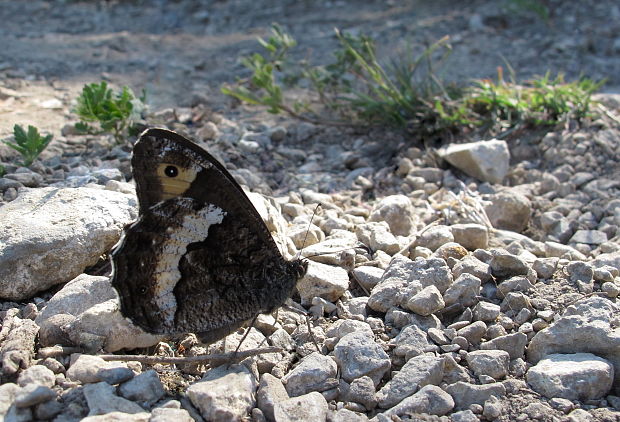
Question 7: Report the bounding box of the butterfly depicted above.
[111,128,308,343]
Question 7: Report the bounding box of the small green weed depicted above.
[528,72,603,122]
[221,24,311,120]
[3,124,53,167]
[223,24,603,141]
[222,24,463,134]
[0,164,5,177]
[332,31,470,134]
[74,81,144,143]
[468,68,604,130]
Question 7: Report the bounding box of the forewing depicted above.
[111,128,301,340]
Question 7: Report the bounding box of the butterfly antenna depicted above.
[296,203,322,260]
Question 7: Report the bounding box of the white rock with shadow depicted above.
[36,274,163,352]
[0,187,137,300]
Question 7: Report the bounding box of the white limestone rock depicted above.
[0,187,137,300]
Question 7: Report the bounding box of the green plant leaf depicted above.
[3,124,53,167]
[73,81,143,143]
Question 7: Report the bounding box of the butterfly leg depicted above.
[282,303,320,353]
[227,314,260,369]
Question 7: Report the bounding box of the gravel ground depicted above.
[1,1,620,421]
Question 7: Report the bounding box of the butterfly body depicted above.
[111,128,307,343]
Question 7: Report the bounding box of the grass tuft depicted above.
[468,68,605,130]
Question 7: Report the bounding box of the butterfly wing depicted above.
[111,128,306,342]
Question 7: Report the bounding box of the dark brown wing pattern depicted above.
[111,128,307,343]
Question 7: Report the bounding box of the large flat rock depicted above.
[0,187,137,300]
